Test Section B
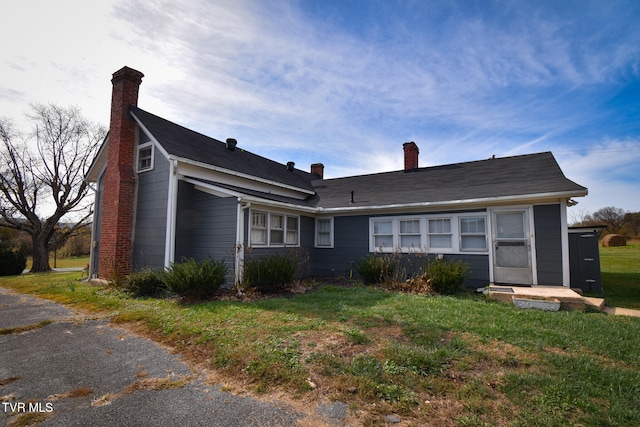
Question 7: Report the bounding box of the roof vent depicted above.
[226,138,237,151]
[286,161,295,171]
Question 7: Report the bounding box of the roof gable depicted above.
[130,107,315,193]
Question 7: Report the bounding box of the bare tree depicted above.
[592,206,628,235]
[0,104,105,272]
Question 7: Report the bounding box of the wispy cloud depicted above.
[1,0,638,213]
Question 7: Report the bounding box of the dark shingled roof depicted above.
[131,106,315,192]
[311,152,587,209]
[131,106,586,210]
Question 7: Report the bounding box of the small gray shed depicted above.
[568,226,605,292]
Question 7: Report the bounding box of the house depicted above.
[86,66,588,288]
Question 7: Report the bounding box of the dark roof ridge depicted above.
[320,151,556,182]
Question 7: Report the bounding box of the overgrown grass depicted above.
[1,272,639,425]
[597,240,640,309]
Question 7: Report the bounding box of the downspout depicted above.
[560,199,570,287]
[236,199,251,286]
[164,159,178,269]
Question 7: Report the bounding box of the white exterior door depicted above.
[492,209,533,285]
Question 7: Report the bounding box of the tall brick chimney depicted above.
[403,141,419,171]
[98,66,144,279]
[311,163,324,179]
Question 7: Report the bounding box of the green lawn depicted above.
[25,256,89,270]
[597,240,640,309]
[1,272,639,426]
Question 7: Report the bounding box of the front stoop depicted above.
[488,286,585,311]
[488,287,640,317]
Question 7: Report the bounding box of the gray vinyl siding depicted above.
[90,170,105,275]
[311,215,369,278]
[533,204,563,285]
[175,182,237,283]
[312,214,490,288]
[449,254,489,288]
[132,147,169,270]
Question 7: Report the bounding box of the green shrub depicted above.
[122,269,165,296]
[0,248,27,276]
[424,258,469,294]
[160,257,227,297]
[354,254,395,285]
[243,253,298,293]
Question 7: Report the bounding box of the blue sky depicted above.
[1,0,639,219]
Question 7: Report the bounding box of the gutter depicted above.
[188,176,586,216]
[235,200,251,286]
[316,190,588,215]
[164,159,179,268]
[170,155,315,196]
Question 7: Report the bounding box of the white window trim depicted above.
[368,213,488,254]
[458,216,488,252]
[315,217,334,248]
[137,142,154,172]
[427,217,453,250]
[250,211,267,245]
[249,209,300,247]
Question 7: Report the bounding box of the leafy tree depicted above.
[0,104,105,272]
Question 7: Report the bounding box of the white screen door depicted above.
[492,210,533,284]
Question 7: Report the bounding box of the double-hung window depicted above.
[315,218,333,247]
[399,219,421,249]
[251,212,267,244]
[459,217,487,251]
[270,214,284,245]
[428,218,452,249]
[286,216,299,245]
[372,220,393,249]
[250,210,299,247]
[369,214,488,253]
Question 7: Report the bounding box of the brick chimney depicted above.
[311,163,324,179]
[403,142,419,171]
[98,66,144,279]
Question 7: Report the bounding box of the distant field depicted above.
[597,240,640,309]
[25,256,89,270]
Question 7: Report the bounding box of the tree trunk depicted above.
[30,236,52,273]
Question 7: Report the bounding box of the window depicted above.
[251,212,267,244]
[137,143,153,172]
[372,220,393,249]
[399,219,421,249]
[460,217,487,251]
[369,214,488,253]
[286,216,299,245]
[315,218,334,247]
[270,214,284,245]
[428,218,452,249]
[250,210,299,247]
